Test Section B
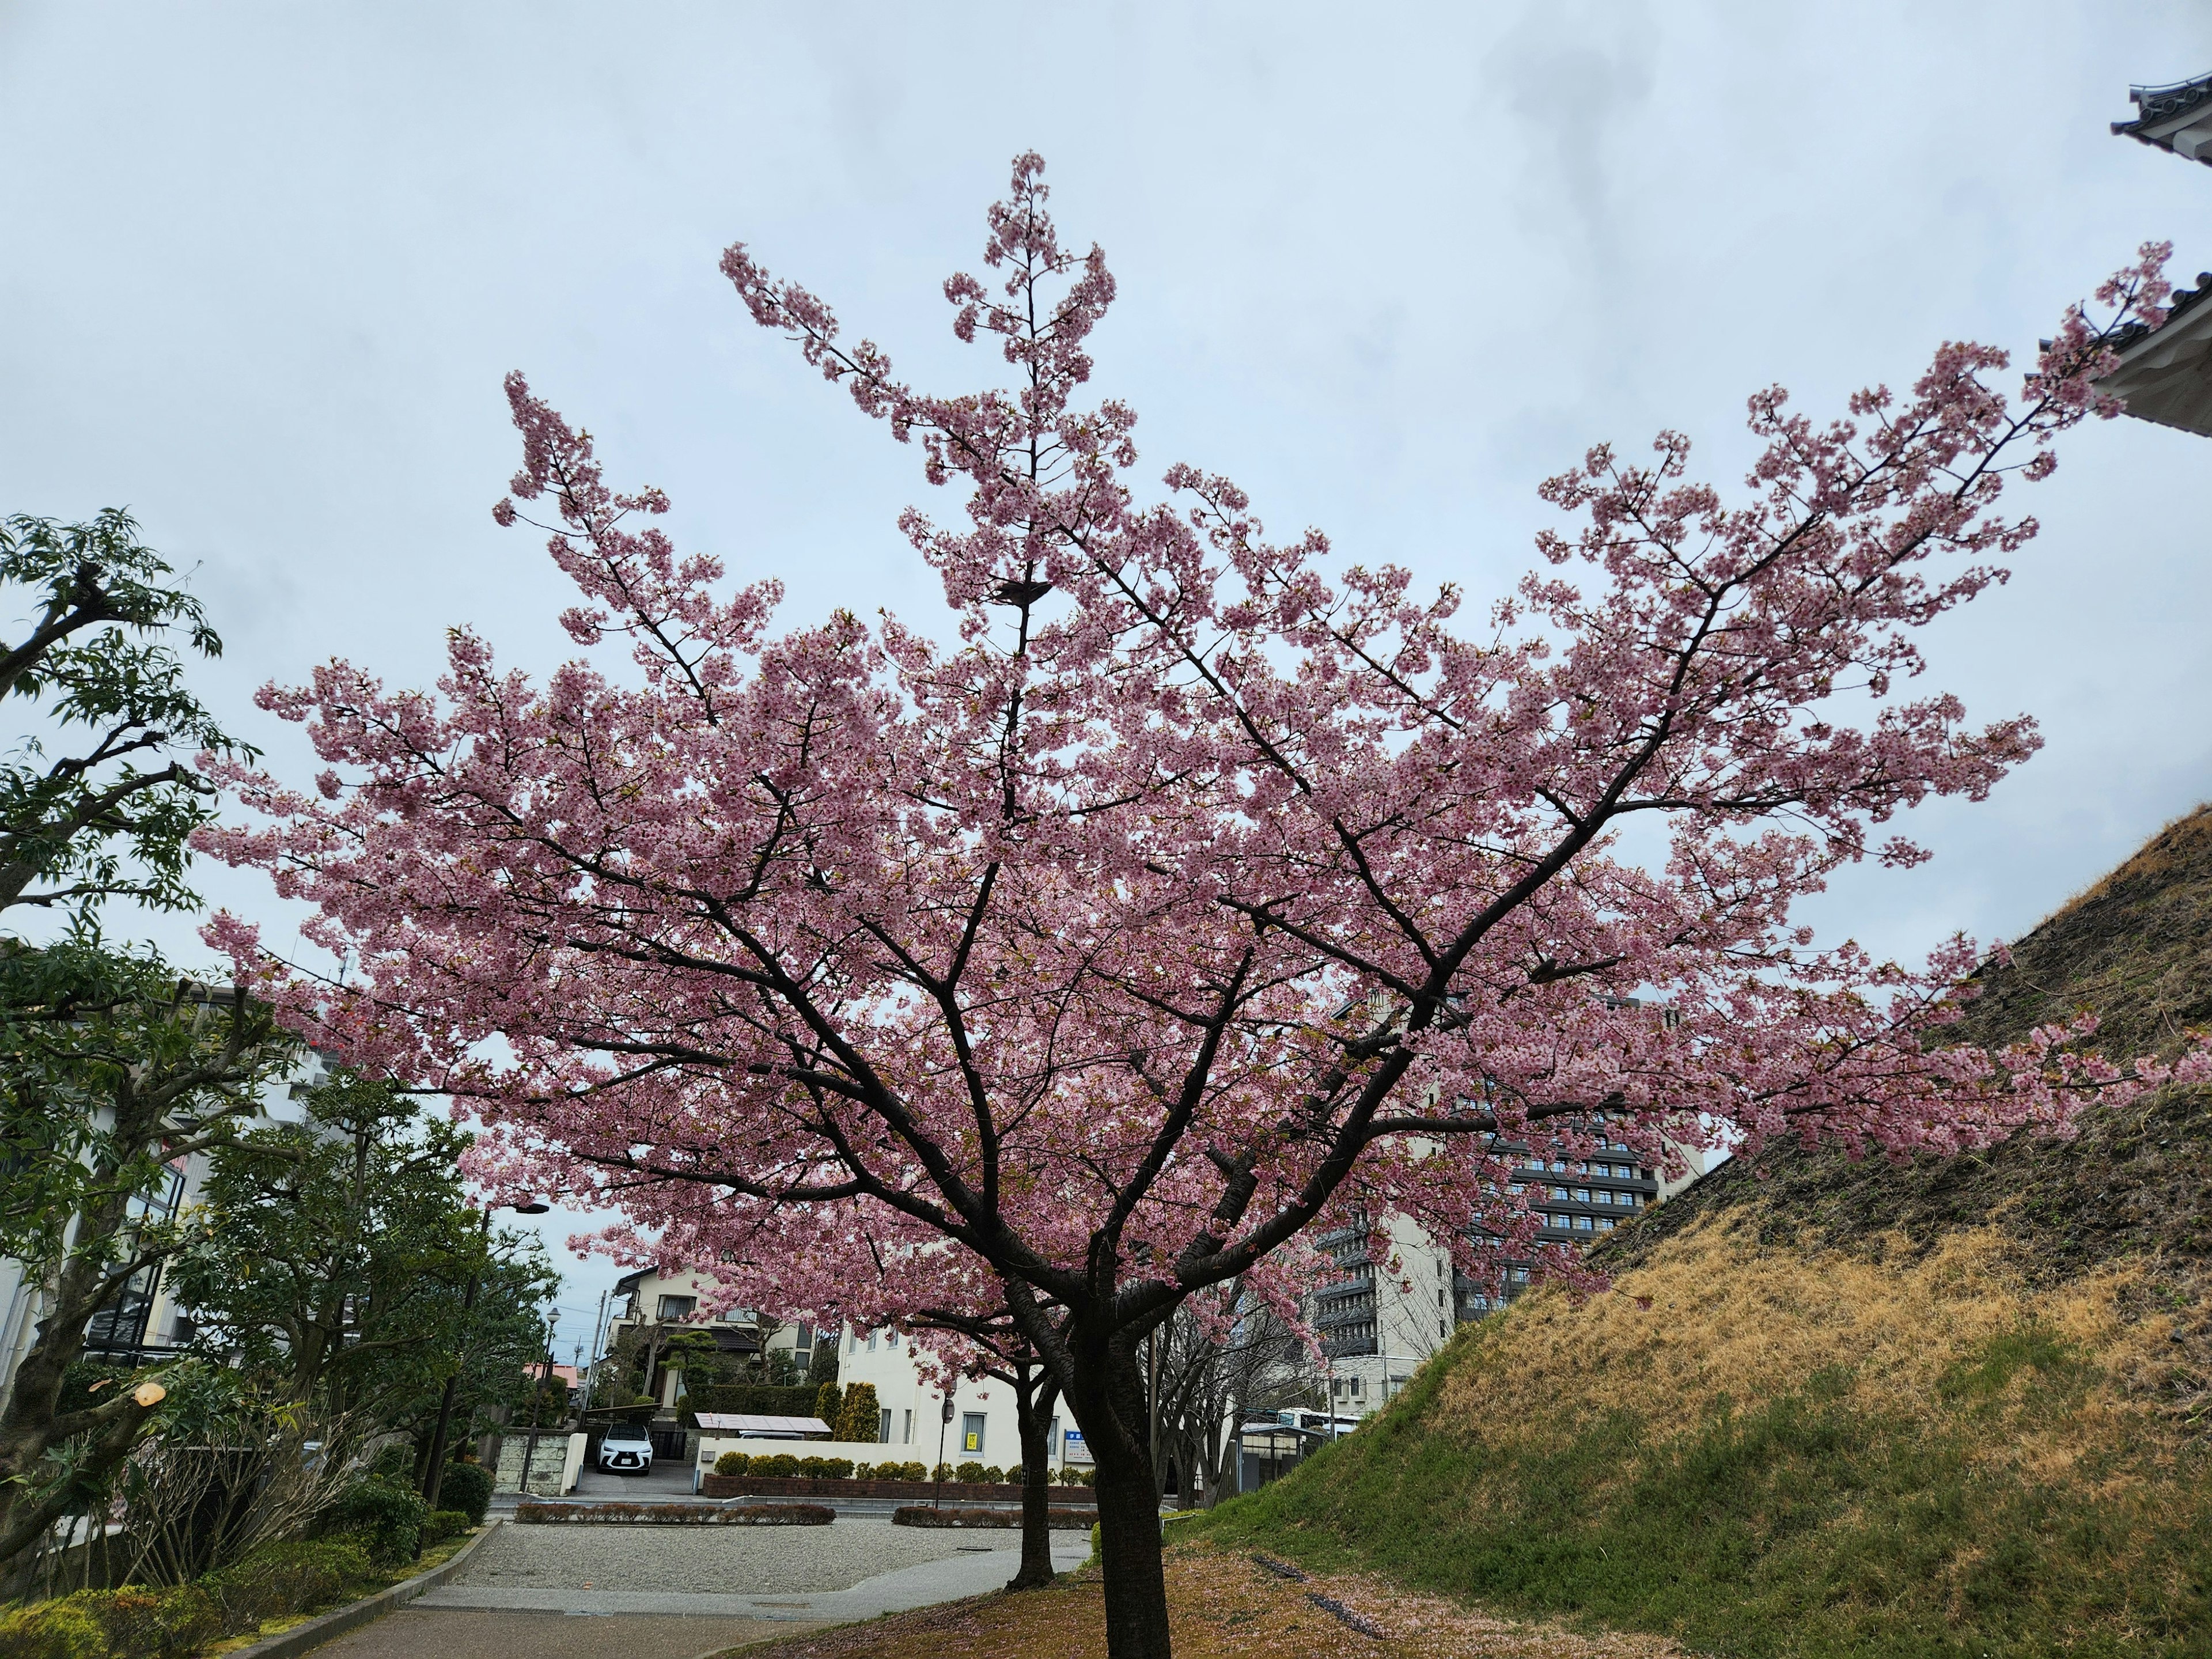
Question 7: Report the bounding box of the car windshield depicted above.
[604,1424,649,1442]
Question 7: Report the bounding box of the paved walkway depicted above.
[421,1517,1091,1619]
[316,1607,809,1659]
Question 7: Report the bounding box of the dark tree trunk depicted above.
[1059,1328,1173,1659]
[1006,1361,1061,1591]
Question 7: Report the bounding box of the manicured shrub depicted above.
[88,1585,221,1659]
[980,1465,1005,1485]
[680,1382,817,1426]
[0,1596,106,1659]
[955,1461,986,1483]
[199,1537,377,1634]
[713,1449,752,1476]
[892,1505,1095,1529]
[516,1500,831,1525]
[328,1476,429,1565]
[830,1380,880,1444]
[931,1462,953,1482]
[1057,1465,1085,1484]
[853,1461,874,1480]
[751,1452,800,1478]
[437,1460,493,1527]
[812,1380,844,1428]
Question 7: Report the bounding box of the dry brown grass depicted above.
[1442,1217,2181,1451]
[719,1545,1687,1659]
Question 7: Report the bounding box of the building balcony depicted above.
[1321,1330,1379,1360]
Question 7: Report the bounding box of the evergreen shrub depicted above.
[328,1478,429,1565]
[437,1462,492,1527]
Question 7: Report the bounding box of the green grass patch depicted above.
[1193,1340,2212,1659]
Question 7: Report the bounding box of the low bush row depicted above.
[0,1465,491,1659]
[891,1505,1096,1529]
[0,1537,381,1659]
[708,1451,1098,1486]
[514,1501,832,1526]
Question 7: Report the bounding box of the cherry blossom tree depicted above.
[198,156,2196,1658]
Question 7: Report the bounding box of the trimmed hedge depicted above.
[199,1537,377,1635]
[892,1505,1096,1529]
[0,1536,382,1658]
[516,1500,832,1525]
[327,1476,428,1565]
[438,1461,493,1525]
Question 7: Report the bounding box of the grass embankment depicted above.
[1189,808,2212,1658]
[1196,1218,2210,1658]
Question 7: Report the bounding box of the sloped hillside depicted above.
[1196,807,2212,1659]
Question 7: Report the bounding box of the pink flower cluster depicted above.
[198,158,2195,1544]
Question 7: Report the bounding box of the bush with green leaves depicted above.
[954,1461,986,1483]
[749,1453,800,1479]
[896,1460,929,1482]
[436,1461,491,1527]
[197,1536,375,1635]
[327,1478,427,1566]
[713,1450,751,1476]
[812,1381,843,1427]
[931,1463,952,1482]
[0,1596,105,1659]
[830,1381,879,1444]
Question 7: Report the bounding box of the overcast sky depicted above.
[5,2,2209,1355]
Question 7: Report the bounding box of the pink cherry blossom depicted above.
[197,157,2187,1659]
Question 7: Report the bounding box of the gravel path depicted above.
[452,1518,1001,1596]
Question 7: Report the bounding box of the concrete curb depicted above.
[224,1520,504,1659]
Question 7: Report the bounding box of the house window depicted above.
[878,1408,892,1443]
[902,1409,913,1444]
[961,1413,986,1457]
[1350,1375,1363,1395]
[866,1331,877,1350]
[887,1331,898,1349]
[796,1324,813,1351]
[656,1295,696,1321]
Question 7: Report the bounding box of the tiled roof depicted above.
[2107,268,2212,354]
[2113,73,2212,162]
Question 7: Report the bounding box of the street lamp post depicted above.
[421,1198,549,1511]
[933,1393,953,1510]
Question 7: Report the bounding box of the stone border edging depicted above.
[222,1520,503,1659]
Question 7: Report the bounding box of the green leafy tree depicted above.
[0,510,248,918]
[170,1077,558,1448]
[813,1380,843,1429]
[0,937,294,1569]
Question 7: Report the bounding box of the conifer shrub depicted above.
[713,1450,751,1476]
[830,1380,880,1444]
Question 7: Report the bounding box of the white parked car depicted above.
[597,1422,654,1474]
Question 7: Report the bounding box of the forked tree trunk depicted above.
[1060,1333,1173,1659]
[1006,1362,1061,1591]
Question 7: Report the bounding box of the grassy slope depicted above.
[1195,806,2212,1659]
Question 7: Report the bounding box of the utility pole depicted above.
[575,1286,610,1415]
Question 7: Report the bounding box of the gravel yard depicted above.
[454,1518,1011,1596]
